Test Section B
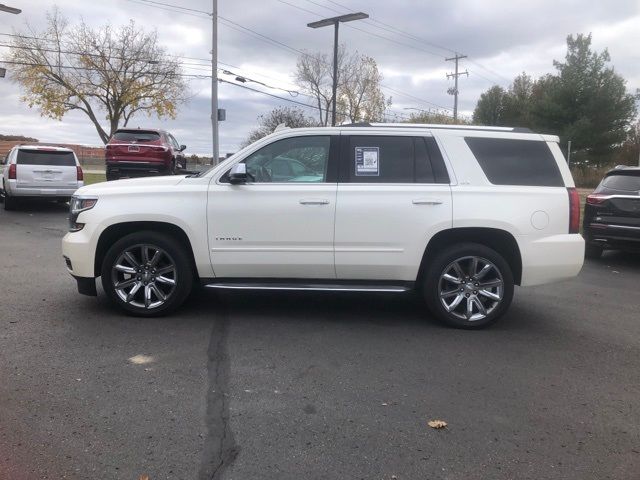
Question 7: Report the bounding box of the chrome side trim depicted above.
[211,247,333,252]
[204,283,410,292]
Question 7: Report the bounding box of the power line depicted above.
[122,0,452,112]
[305,0,510,86]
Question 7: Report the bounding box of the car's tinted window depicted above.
[236,136,330,183]
[347,136,413,183]
[168,134,180,149]
[344,136,447,184]
[425,137,450,183]
[16,150,76,166]
[465,137,564,187]
[597,174,640,193]
[415,137,434,183]
[112,130,160,142]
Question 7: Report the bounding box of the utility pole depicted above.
[446,53,468,123]
[211,0,219,165]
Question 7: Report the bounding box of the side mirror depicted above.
[229,163,247,184]
[180,144,187,151]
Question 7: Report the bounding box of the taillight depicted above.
[8,164,16,179]
[77,165,84,181]
[567,187,580,234]
[586,193,608,205]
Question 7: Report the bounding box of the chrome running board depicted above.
[204,281,411,293]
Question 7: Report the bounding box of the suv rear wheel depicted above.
[423,243,514,329]
[101,231,193,316]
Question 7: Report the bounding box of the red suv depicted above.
[105,128,187,181]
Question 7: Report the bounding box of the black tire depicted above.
[584,243,603,259]
[3,194,17,211]
[169,159,176,175]
[101,231,193,317]
[106,172,119,182]
[423,243,514,329]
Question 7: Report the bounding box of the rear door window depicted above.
[343,136,447,184]
[112,130,161,142]
[16,150,76,166]
[465,137,564,187]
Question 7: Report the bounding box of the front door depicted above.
[207,134,338,278]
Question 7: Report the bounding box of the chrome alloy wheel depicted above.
[111,244,177,309]
[438,256,504,322]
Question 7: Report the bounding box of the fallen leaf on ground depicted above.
[138,475,150,480]
[428,420,447,429]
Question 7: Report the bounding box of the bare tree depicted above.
[242,106,318,147]
[337,54,387,123]
[5,8,188,144]
[295,46,387,126]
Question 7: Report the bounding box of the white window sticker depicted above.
[355,146,379,176]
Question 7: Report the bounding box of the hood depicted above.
[75,175,187,196]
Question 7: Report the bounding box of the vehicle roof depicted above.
[606,165,640,176]
[114,128,166,133]
[16,145,74,152]
[269,124,557,142]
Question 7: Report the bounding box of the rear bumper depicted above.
[6,180,81,198]
[519,234,584,286]
[106,161,169,177]
[584,223,640,251]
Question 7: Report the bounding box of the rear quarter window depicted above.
[465,137,564,187]
[16,150,76,166]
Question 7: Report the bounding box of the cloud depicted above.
[0,0,638,153]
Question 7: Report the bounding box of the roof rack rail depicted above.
[339,122,533,134]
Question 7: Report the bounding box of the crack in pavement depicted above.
[198,302,239,480]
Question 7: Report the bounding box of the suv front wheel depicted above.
[101,231,193,316]
[423,243,514,329]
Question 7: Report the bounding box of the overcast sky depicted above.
[1,0,639,155]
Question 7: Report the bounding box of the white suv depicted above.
[61,124,584,328]
[2,145,84,210]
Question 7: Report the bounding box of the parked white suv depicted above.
[61,124,584,328]
[1,145,84,210]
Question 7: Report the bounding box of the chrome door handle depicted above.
[412,198,443,205]
[299,199,329,205]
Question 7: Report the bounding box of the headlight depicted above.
[69,196,98,232]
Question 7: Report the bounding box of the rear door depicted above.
[334,134,452,281]
[15,149,77,190]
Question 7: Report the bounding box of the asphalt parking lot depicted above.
[1,200,639,480]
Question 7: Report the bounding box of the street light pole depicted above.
[211,0,219,165]
[307,12,368,127]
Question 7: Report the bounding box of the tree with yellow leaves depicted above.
[5,8,188,144]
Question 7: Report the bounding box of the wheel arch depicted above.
[417,227,523,286]
[94,221,198,280]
